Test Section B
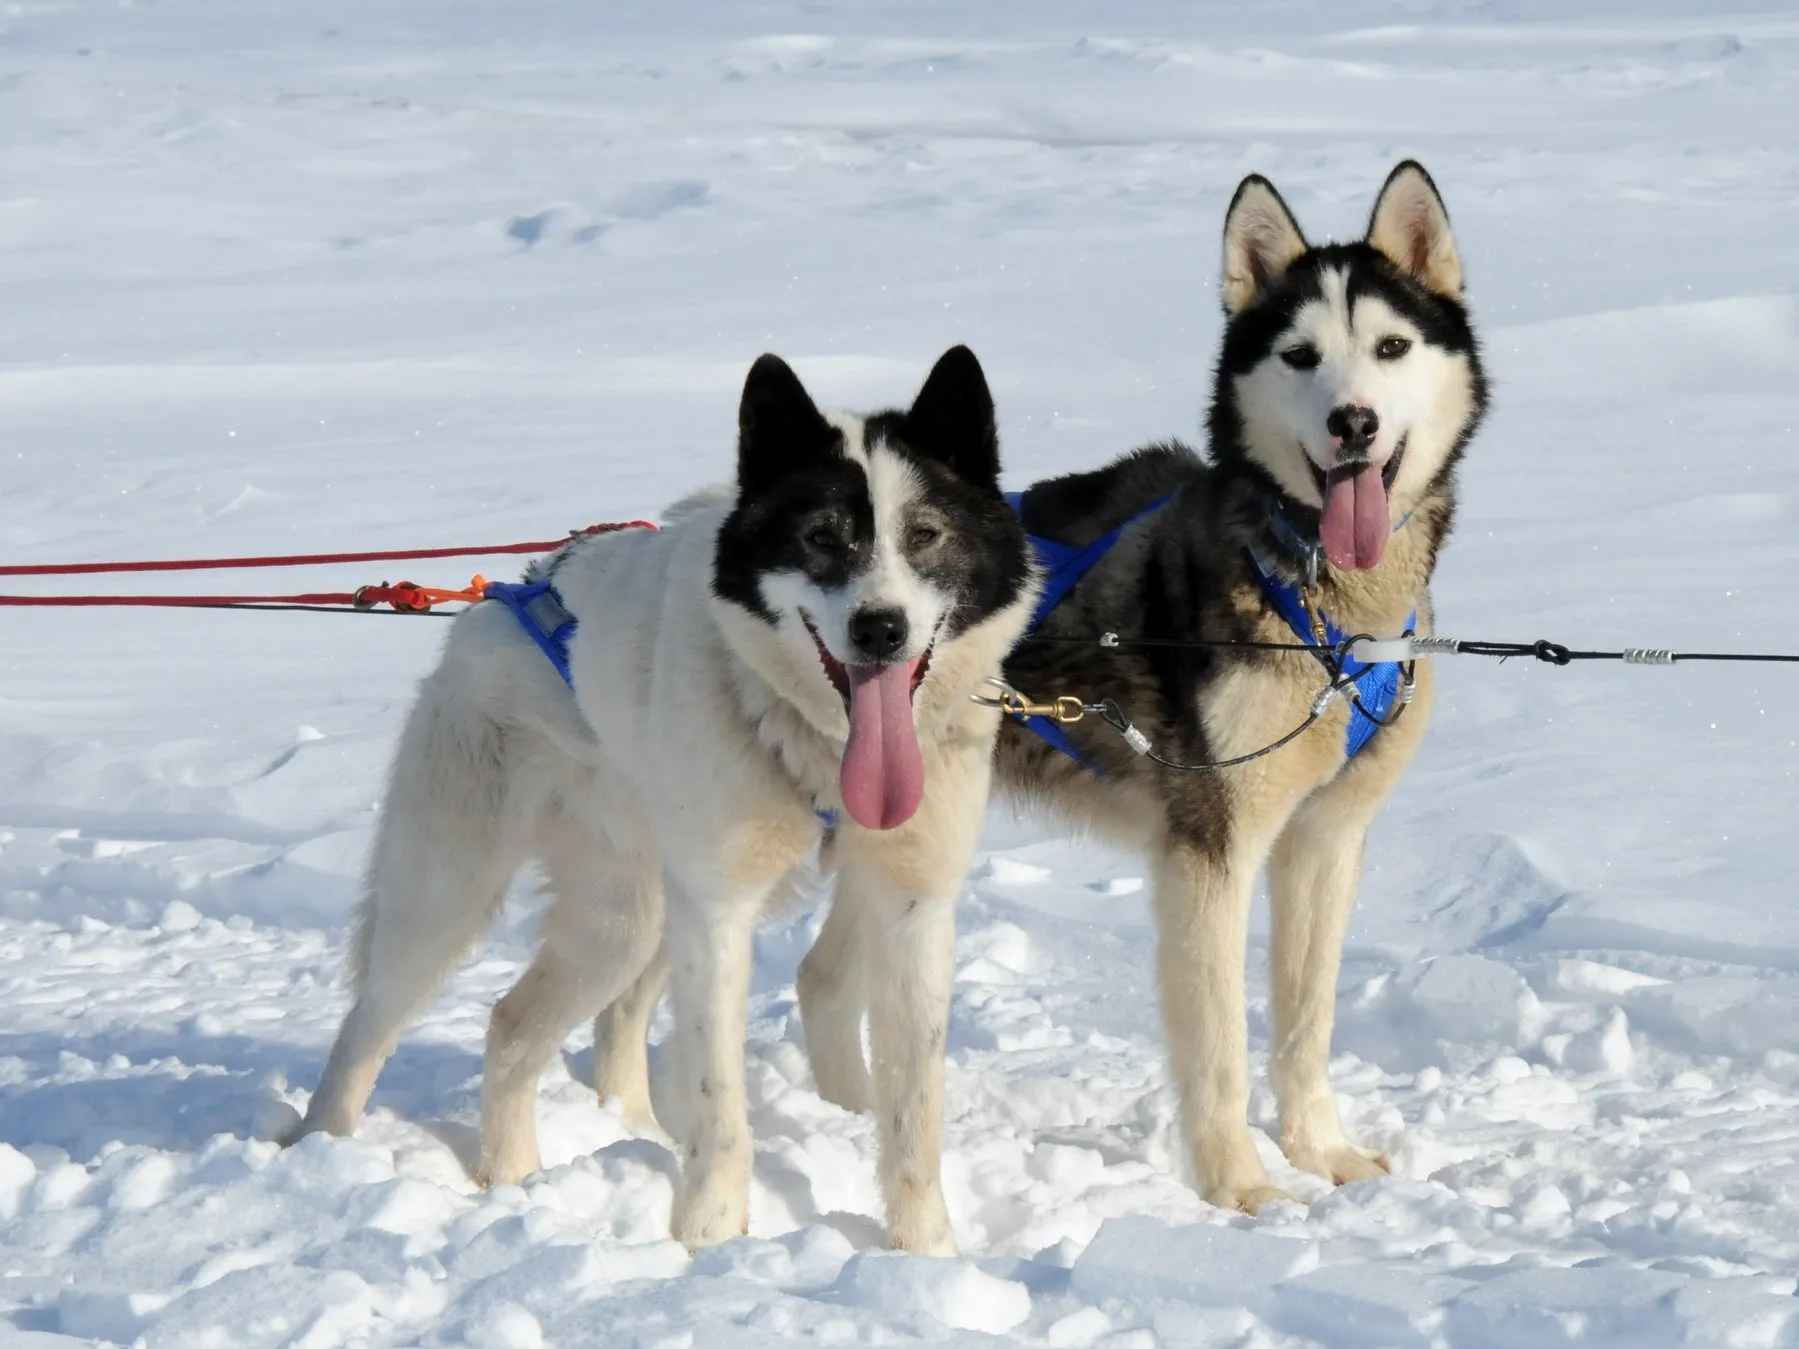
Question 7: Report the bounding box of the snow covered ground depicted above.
[5,1,1799,1344]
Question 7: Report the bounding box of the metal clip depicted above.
[1299,584,1330,648]
[970,678,1090,724]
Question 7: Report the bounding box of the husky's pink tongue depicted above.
[840,660,926,831]
[1320,462,1390,571]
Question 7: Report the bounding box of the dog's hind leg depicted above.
[592,940,667,1128]
[293,708,519,1142]
[796,886,872,1113]
[481,815,662,1188]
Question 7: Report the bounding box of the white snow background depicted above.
[4,2,1799,1345]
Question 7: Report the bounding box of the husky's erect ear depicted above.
[904,344,999,486]
[736,353,839,495]
[1366,160,1462,298]
[1221,175,1307,315]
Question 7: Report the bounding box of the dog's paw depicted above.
[477,1143,543,1191]
[890,1229,959,1257]
[1206,1182,1298,1216]
[812,1071,872,1114]
[671,1191,750,1251]
[1286,1141,1391,1187]
[597,1088,662,1133]
[278,1108,347,1148]
[886,1186,956,1257]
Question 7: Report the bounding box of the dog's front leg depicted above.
[834,744,989,1256]
[1151,841,1291,1214]
[1267,786,1390,1186]
[664,883,759,1249]
[858,871,957,1255]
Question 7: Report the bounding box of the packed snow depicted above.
[5,1,1799,1344]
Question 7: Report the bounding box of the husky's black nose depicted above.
[849,608,908,663]
[1327,404,1380,453]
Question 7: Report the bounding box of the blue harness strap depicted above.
[483,578,579,688]
[1006,492,1169,767]
[1244,547,1412,760]
[1008,490,1410,766]
[1007,492,1169,633]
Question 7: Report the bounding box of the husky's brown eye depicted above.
[1279,344,1320,370]
[907,525,941,552]
[1376,335,1412,361]
[805,527,839,551]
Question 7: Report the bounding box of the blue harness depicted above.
[483,578,579,687]
[1008,491,1411,765]
[484,573,841,829]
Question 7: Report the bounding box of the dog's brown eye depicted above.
[1280,344,1320,370]
[1376,335,1412,361]
[907,525,941,551]
[805,527,838,551]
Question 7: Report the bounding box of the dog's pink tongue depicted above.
[1320,462,1390,571]
[840,660,925,831]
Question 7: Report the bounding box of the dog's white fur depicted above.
[294,450,1034,1253]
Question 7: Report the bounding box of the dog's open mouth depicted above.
[1307,442,1406,500]
[802,616,933,712]
[801,614,935,832]
[1308,438,1406,572]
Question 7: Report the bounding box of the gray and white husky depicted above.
[799,163,1488,1213]
[291,346,1036,1253]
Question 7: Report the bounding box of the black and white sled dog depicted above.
[290,346,1036,1254]
[799,163,1488,1213]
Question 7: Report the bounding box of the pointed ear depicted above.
[904,344,999,486]
[1366,160,1462,297]
[1221,175,1307,315]
[736,353,838,495]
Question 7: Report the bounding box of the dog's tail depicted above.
[348,659,524,998]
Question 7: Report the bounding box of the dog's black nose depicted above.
[1326,404,1380,452]
[849,608,908,662]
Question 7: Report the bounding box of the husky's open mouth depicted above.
[1307,440,1406,500]
[1307,437,1407,571]
[801,614,935,832]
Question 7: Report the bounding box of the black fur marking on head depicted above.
[735,353,843,498]
[902,344,1002,487]
[713,348,1031,638]
[863,346,1030,641]
[714,355,868,622]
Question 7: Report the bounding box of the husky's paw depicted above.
[279,1107,350,1148]
[1287,1140,1391,1187]
[671,1187,750,1251]
[477,1141,543,1191]
[886,1185,956,1257]
[1206,1182,1298,1216]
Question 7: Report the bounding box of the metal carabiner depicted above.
[969,677,1091,724]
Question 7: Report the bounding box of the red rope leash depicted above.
[0,522,659,578]
[1,591,373,608]
[0,521,659,614]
